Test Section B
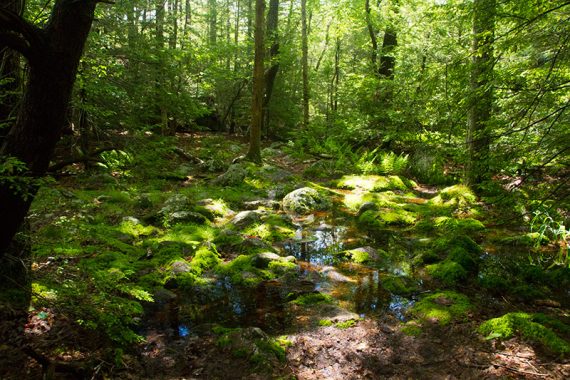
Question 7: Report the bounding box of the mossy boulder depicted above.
[167,211,209,225]
[230,210,263,229]
[341,247,380,263]
[358,208,417,229]
[426,260,468,286]
[282,187,330,214]
[410,291,472,325]
[432,216,485,235]
[479,313,570,355]
[160,194,191,215]
[213,163,248,186]
[382,275,418,297]
[430,185,476,209]
[252,252,296,269]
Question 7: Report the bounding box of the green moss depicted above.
[335,319,357,329]
[290,292,333,306]
[448,247,479,273]
[318,318,358,329]
[342,248,370,263]
[382,275,418,296]
[426,261,468,286]
[358,208,416,229]
[268,260,298,274]
[413,250,441,265]
[337,175,410,192]
[410,291,472,325]
[479,313,570,355]
[401,322,422,336]
[430,185,476,208]
[498,232,549,247]
[217,255,273,286]
[190,246,221,275]
[432,216,485,235]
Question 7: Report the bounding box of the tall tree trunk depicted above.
[0,0,99,253]
[245,0,265,163]
[170,0,179,50]
[466,0,495,186]
[301,0,309,128]
[262,0,279,137]
[378,29,397,79]
[365,0,378,73]
[0,0,23,139]
[209,0,218,46]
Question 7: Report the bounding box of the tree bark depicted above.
[365,0,378,73]
[209,0,218,46]
[262,0,279,137]
[0,0,23,138]
[466,0,496,186]
[301,0,309,128]
[0,0,99,255]
[245,0,265,164]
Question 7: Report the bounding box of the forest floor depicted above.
[1,131,569,379]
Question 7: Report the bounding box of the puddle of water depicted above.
[144,211,419,337]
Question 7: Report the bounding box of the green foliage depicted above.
[0,156,46,201]
[337,175,412,192]
[530,207,569,268]
[479,313,570,355]
[356,149,409,175]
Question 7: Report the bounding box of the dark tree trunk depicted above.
[245,0,265,164]
[0,0,23,139]
[301,0,309,128]
[378,29,397,79]
[466,0,496,186]
[262,0,279,137]
[365,0,378,73]
[0,0,99,255]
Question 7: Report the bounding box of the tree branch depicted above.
[0,7,44,61]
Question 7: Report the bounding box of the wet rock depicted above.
[230,210,263,228]
[167,211,208,225]
[212,163,247,186]
[282,187,330,214]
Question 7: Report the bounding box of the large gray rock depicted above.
[213,164,247,186]
[231,210,263,228]
[167,211,208,225]
[252,252,297,269]
[282,187,330,214]
[160,194,191,215]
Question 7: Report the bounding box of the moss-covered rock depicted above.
[479,313,570,355]
[382,275,418,297]
[426,261,468,286]
[410,291,472,325]
[212,163,248,186]
[282,187,330,214]
[429,185,477,209]
[358,208,417,229]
